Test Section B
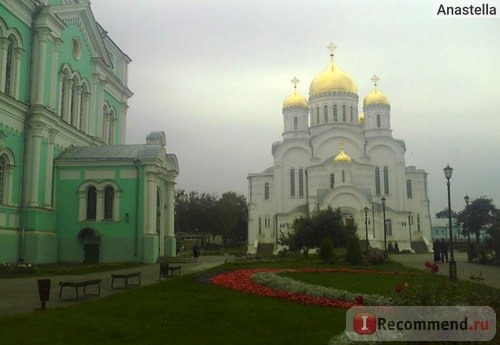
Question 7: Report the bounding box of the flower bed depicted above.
[0,262,37,277]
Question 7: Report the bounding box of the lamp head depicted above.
[381,196,386,205]
[443,164,453,179]
[364,206,369,213]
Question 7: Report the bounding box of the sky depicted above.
[91,0,500,215]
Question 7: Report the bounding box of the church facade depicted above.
[0,0,178,264]
[248,44,432,254]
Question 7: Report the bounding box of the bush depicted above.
[0,262,37,277]
[363,248,386,264]
[319,238,335,263]
[345,236,362,265]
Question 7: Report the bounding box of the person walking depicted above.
[440,238,449,263]
[432,239,440,263]
[192,243,200,262]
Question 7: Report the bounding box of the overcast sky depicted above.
[91,0,500,215]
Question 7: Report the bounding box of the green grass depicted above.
[1,258,499,345]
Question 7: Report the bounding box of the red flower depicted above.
[424,261,432,268]
[431,263,439,273]
[355,295,364,305]
[394,284,402,293]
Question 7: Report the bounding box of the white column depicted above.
[73,85,82,128]
[80,91,90,132]
[145,170,157,234]
[28,123,44,206]
[63,79,74,123]
[96,189,104,221]
[166,180,175,237]
[49,38,62,110]
[0,37,8,93]
[120,103,128,144]
[43,129,57,207]
[34,28,50,104]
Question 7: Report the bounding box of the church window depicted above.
[377,114,381,128]
[342,170,345,183]
[342,105,346,121]
[316,107,320,124]
[0,154,6,204]
[59,77,67,118]
[407,180,413,199]
[298,169,304,197]
[79,83,88,131]
[108,109,115,145]
[323,105,328,122]
[333,105,338,122]
[330,173,335,189]
[265,217,271,228]
[293,117,298,130]
[290,169,295,197]
[258,217,262,234]
[264,183,270,200]
[104,186,114,220]
[384,167,389,195]
[375,167,381,196]
[4,37,14,95]
[417,214,421,231]
[86,186,97,220]
[385,219,392,236]
[70,80,78,126]
[350,106,353,123]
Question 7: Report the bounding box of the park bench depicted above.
[111,272,141,289]
[159,263,181,279]
[58,279,102,301]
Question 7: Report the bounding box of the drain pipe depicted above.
[133,159,140,257]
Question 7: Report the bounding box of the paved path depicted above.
[0,255,228,317]
[390,252,500,289]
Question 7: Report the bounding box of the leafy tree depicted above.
[459,197,496,243]
[214,192,248,245]
[435,208,458,219]
[345,235,362,265]
[319,238,335,263]
[486,210,500,264]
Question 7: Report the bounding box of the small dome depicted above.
[283,77,308,109]
[310,43,357,96]
[283,90,308,108]
[334,147,352,163]
[363,75,390,106]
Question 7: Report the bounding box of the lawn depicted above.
[1,258,499,345]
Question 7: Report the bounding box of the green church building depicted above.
[0,0,179,264]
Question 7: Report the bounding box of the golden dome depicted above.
[334,147,352,163]
[283,77,308,108]
[363,75,390,106]
[309,43,357,96]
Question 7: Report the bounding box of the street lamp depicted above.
[443,164,457,280]
[381,197,387,256]
[364,207,369,251]
[465,195,471,263]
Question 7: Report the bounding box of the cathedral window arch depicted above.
[385,219,392,236]
[330,173,335,189]
[69,75,81,127]
[383,167,390,195]
[59,67,72,120]
[316,107,320,124]
[298,169,304,197]
[342,170,345,183]
[333,105,338,122]
[0,150,14,205]
[290,169,295,197]
[86,186,97,220]
[104,186,114,220]
[1,30,23,98]
[264,182,270,200]
[376,114,381,128]
[79,181,121,222]
[323,105,328,123]
[79,81,90,132]
[108,108,116,145]
[375,167,381,196]
[350,106,353,123]
[293,116,298,131]
[4,36,14,95]
[406,179,413,199]
[342,105,346,122]
[0,153,6,204]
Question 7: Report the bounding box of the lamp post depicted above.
[465,195,471,263]
[381,197,387,256]
[443,164,457,280]
[364,207,369,251]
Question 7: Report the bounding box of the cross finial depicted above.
[291,77,300,90]
[371,75,380,87]
[327,42,337,60]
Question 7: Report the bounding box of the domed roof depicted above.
[334,147,352,163]
[283,77,308,108]
[363,75,390,106]
[309,43,358,96]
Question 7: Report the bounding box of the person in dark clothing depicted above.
[432,239,440,263]
[192,243,200,262]
[440,238,449,263]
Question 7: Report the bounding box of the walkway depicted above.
[0,255,228,317]
[390,252,500,289]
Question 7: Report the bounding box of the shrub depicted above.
[388,242,394,252]
[363,248,386,264]
[345,236,362,265]
[319,238,335,263]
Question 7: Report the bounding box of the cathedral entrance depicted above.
[78,228,101,263]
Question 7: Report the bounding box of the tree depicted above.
[214,192,248,246]
[486,209,500,264]
[435,208,458,219]
[459,197,496,243]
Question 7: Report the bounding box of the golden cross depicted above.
[291,77,300,90]
[371,75,380,87]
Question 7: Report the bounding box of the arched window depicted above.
[0,154,6,204]
[298,169,304,197]
[4,37,14,95]
[108,109,115,145]
[70,77,78,126]
[102,103,110,143]
[342,105,346,121]
[59,76,67,118]
[384,167,390,195]
[330,173,335,189]
[293,116,298,131]
[264,183,270,200]
[375,167,381,196]
[407,179,413,199]
[350,106,353,122]
[377,114,381,128]
[333,105,338,122]
[104,186,114,220]
[290,169,295,197]
[342,170,345,183]
[79,83,89,131]
[323,105,328,123]
[316,107,320,124]
[86,186,97,220]
[385,219,392,236]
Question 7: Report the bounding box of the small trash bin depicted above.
[37,279,51,310]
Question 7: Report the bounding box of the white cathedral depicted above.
[247,44,432,255]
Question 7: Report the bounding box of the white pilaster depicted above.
[28,123,44,206]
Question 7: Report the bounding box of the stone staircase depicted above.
[411,241,429,253]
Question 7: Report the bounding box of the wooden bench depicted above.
[59,279,102,301]
[111,272,141,289]
[159,263,181,279]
